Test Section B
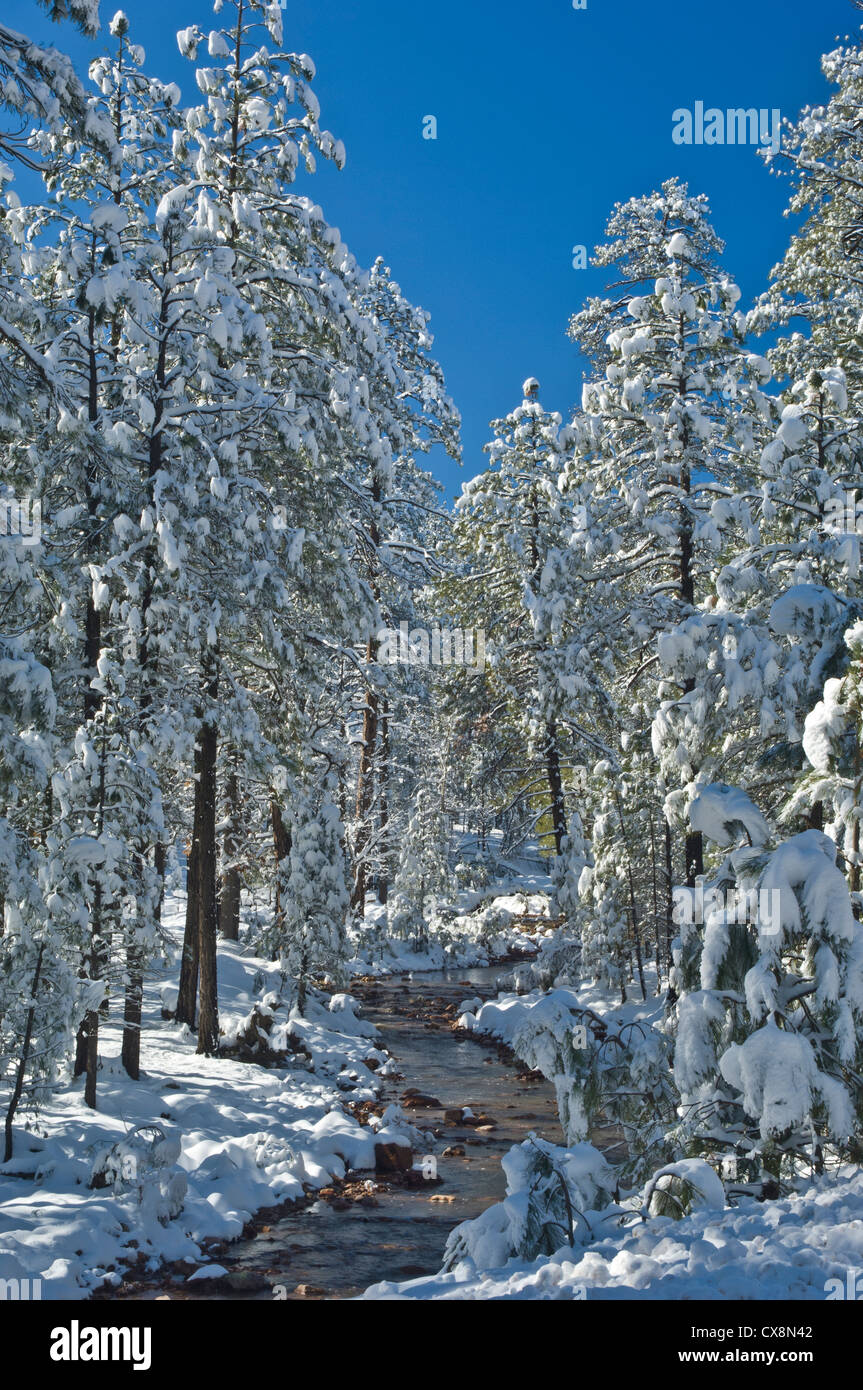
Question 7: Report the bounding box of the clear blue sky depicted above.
[7,0,857,498]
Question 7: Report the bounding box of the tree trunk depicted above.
[218,767,241,940]
[121,843,165,1078]
[543,720,567,857]
[74,313,105,1100]
[351,640,379,912]
[377,699,390,904]
[4,945,44,1162]
[176,815,201,1027]
[271,794,291,938]
[664,817,677,1004]
[196,662,220,1056]
[121,950,143,1080]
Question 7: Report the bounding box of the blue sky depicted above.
[7,0,858,498]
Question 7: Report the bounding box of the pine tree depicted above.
[565,179,776,891]
[670,783,863,1183]
[276,779,349,1016]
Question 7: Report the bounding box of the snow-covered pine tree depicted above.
[276,778,349,1016]
[786,619,863,899]
[670,783,863,1184]
[755,30,863,418]
[447,379,577,864]
[343,256,460,913]
[0,0,99,169]
[390,786,451,950]
[0,638,73,1158]
[566,179,776,891]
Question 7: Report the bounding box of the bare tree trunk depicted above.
[121,843,165,1078]
[664,817,677,1003]
[377,699,390,905]
[351,640,379,912]
[176,815,200,1027]
[543,721,567,857]
[271,794,291,939]
[3,945,44,1162]
[218,766,241,940]
[678,407,703,886]
[121,949,143,1080]
[650,814,661,987]
[196,662,220,1056]
[74,310,105,1093]
[122,264,171,1069]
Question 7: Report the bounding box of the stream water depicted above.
[122,963,562,1301]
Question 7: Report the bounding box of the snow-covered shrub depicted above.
[644,1158,725,1219]
[535,925,582,987]
[443,1135,615,1270]
[89,1125,187,1226]
[505,993,676,1185]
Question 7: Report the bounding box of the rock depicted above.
[430,1193,455,1203]
[400,1090,441,1109]
[223,1271,271,1294]
[444,1107,466,1125]
[442,1145,465,1158]
[374,1141,413,1173]
[402,1169,427,1188]
[295,1284,326,1298]
[476,1124,497,1133]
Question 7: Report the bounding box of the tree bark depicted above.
[176,814,200,1027]
[377,698,390,904]
[543,720,567,857]
[664,816,677,1004]
[271,793,291,939]
[218,767,242,940]
[3,945,44,1162]
[196,660,220,1056]
[351,640,379,912]
[121,843,164,1078]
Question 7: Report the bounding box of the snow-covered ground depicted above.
[0,897,415,1300]
[361,1167,863,1300]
